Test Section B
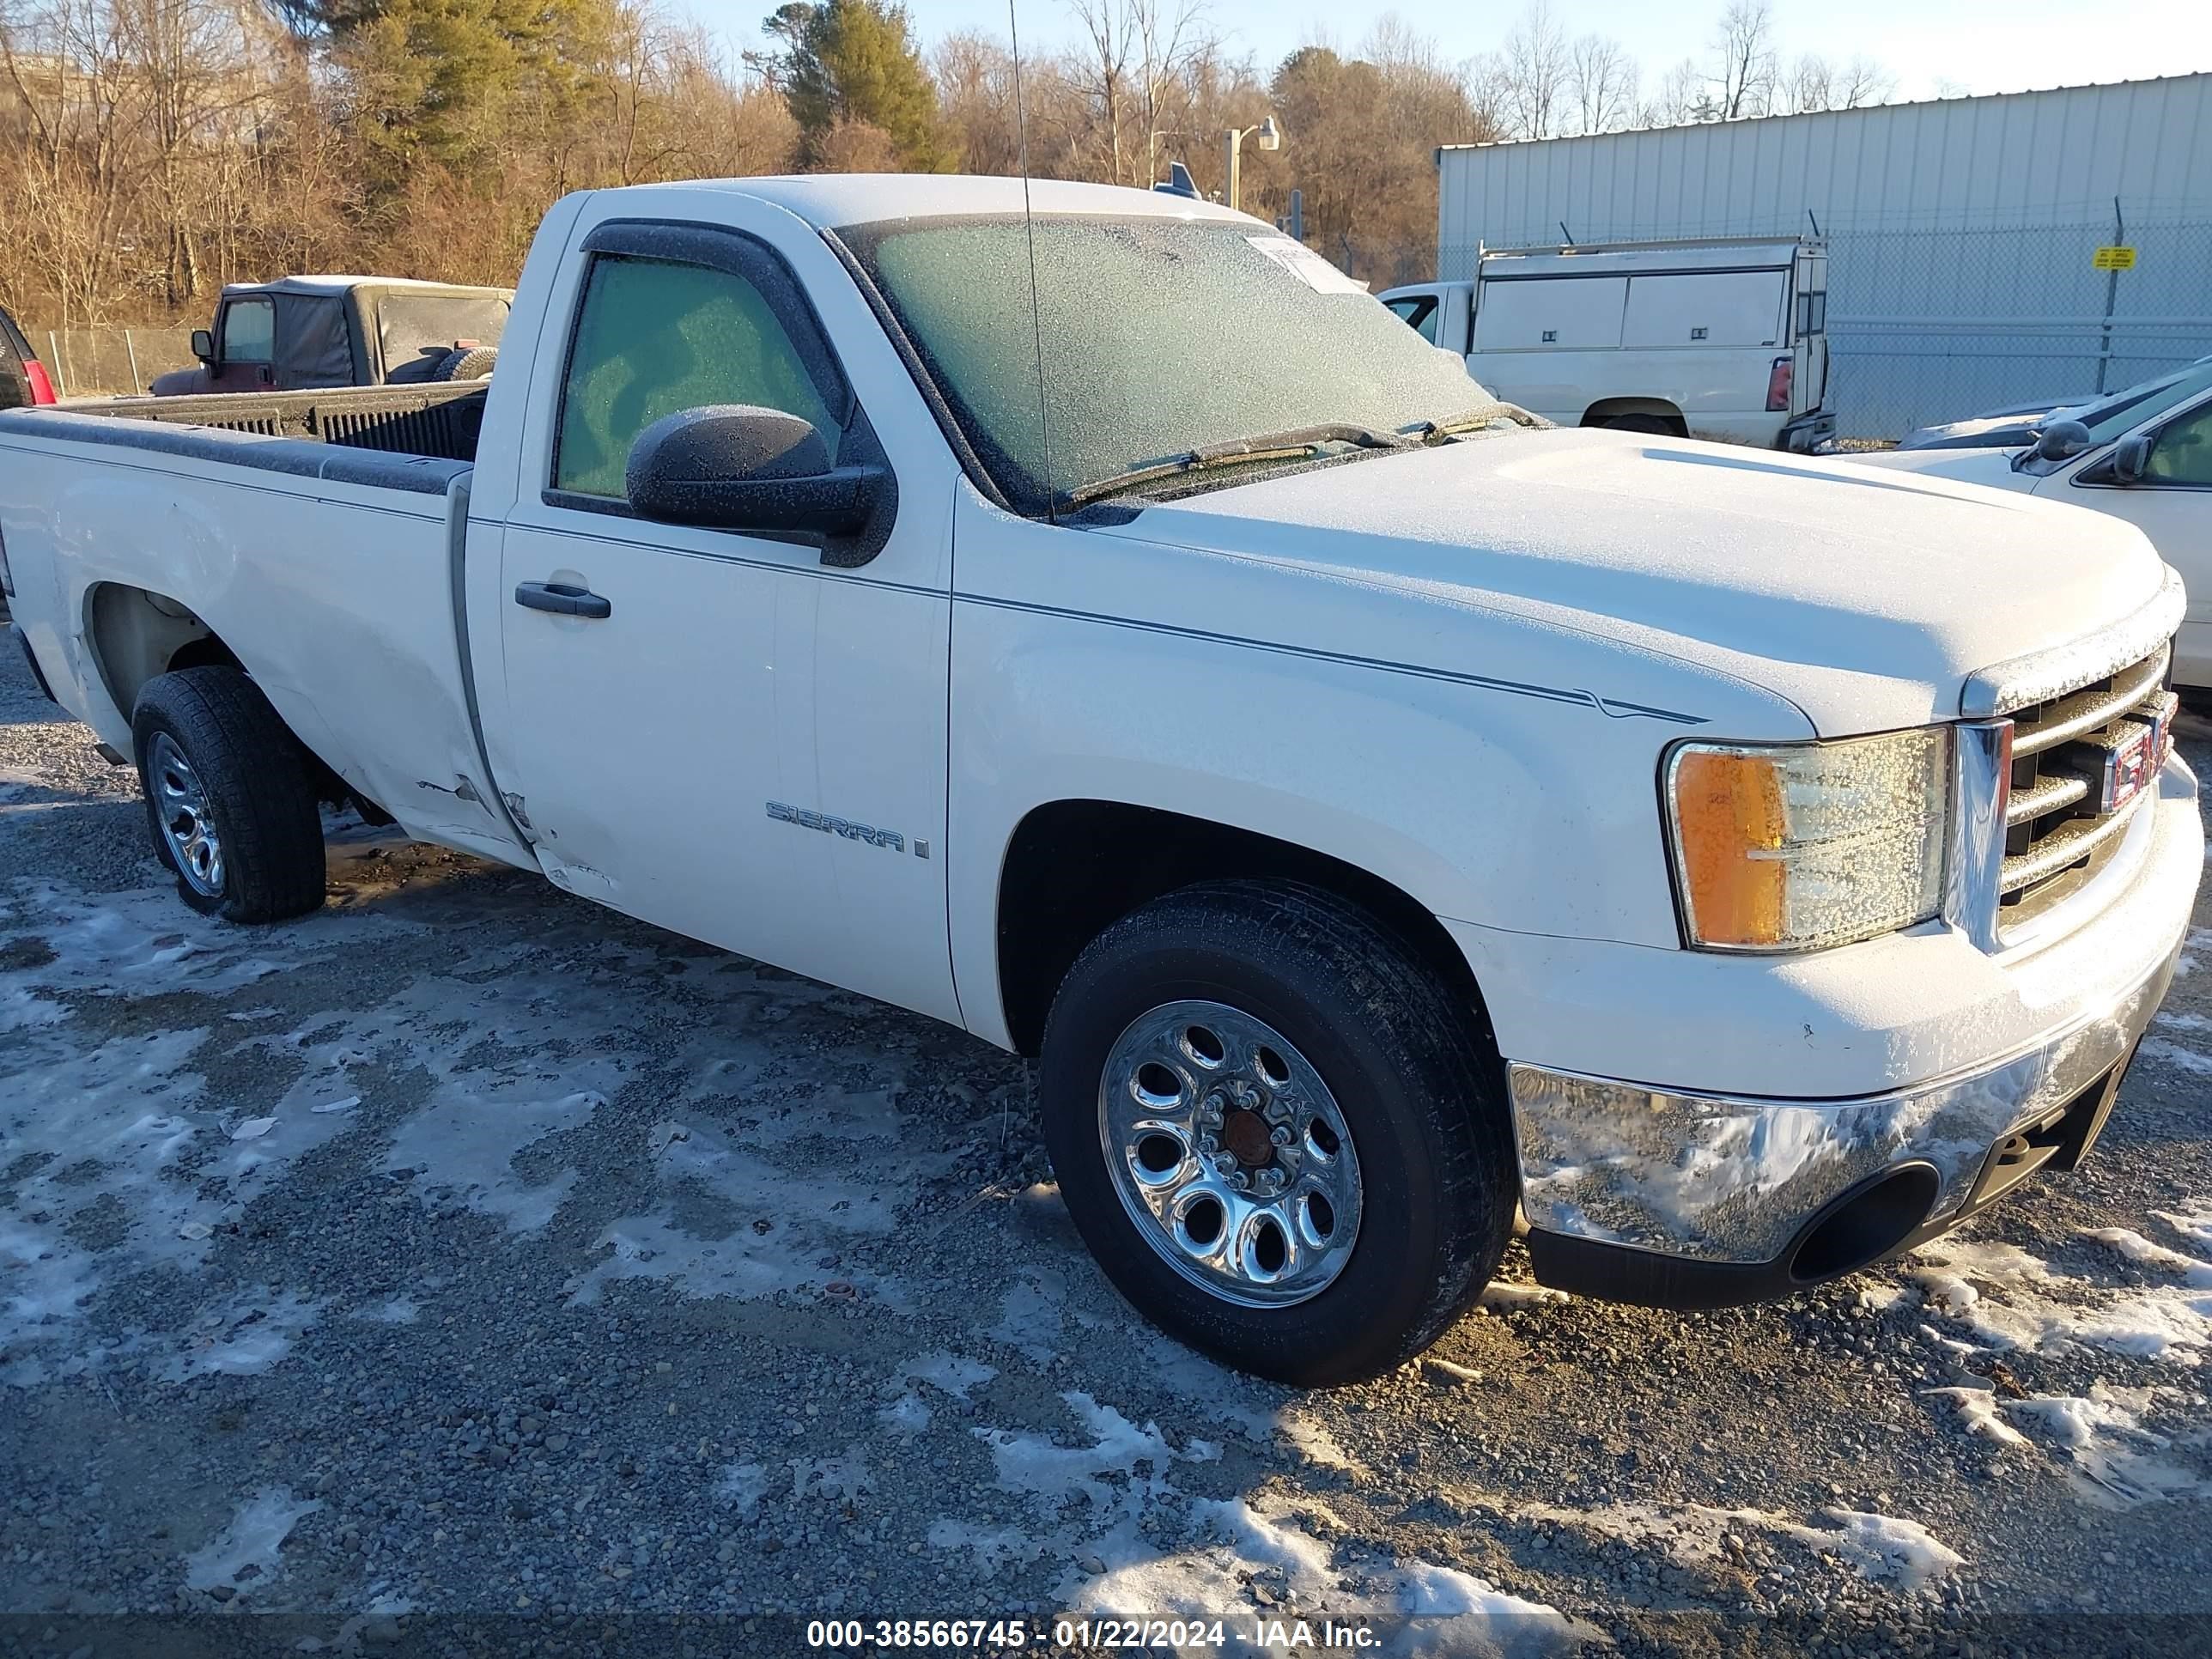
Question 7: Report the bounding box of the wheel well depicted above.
[77,587,358,800]
[1580,398,1686,434]
[85,583,239,720]
[995,799,1483,1057]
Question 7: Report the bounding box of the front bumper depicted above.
[1487,757,2201,1310]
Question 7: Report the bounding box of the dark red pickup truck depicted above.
[152,276,514,395]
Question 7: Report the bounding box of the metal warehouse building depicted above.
[1437,74,2212,441]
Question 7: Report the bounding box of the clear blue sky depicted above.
[684,0,2212,103]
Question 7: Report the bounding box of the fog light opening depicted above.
[1789,1164,1941,1285]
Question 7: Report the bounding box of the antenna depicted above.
[1007,0,1054,521]
[1559,221,1574,246]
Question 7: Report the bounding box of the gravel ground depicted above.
[3,640,2210,1658]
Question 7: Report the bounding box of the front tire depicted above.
[1039,881,1517,1386]
[133,667,325,923]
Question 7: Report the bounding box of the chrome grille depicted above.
[1996,641,2175,928]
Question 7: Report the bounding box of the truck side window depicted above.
[1387,297,1440,345]
[554,254,835,500]
[221,298,275,364]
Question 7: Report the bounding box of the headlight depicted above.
[1664,728,1951,951]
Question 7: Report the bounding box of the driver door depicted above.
[2042,392,2212,629]
[481,204,959,1024]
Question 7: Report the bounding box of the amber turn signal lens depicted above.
[1670,749,1788,947]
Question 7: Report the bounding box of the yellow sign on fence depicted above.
[2093,245,2138,270]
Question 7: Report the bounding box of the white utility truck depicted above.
[1380,236,1833,449]
[1,178,2197,1386]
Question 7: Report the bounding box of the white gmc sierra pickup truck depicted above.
[1,177,2201,1386]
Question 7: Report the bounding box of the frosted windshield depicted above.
[842,215,1490,514]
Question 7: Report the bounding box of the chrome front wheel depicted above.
[149,730,224,897]
[1098,999,1363,1309]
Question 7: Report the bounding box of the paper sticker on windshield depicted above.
[1246,236,1367,295]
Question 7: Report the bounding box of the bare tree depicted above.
[1066,0,1138,184]
[1565,32,1636,135]
[1643,57,1713,127]
[1498,0,1567,141]
[931,30,1023,175]
[1832,55,1895,109]
[1783,52,1831,114]
[1785,51,1894,112]
[1462,51,1512,139]
[1133,0,1209,186]
[3,0,141,322]
[1709,0,1776,119]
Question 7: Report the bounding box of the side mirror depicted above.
[624,405,889,541]
[2111,432,2153,483]
[190,329,214,363]
[2028,418,2092,463]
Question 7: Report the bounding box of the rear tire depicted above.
[1039,881,1517,1386]
[133,667,325,923]
[1596,411,1677,435]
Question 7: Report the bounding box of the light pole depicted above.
[1222,116,1282,214]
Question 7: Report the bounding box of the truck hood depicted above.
[1094,428,2168,733]
[1840,445,2036,489]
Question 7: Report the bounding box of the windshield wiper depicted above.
[1057,422,1410,509]
[1404,401,1548,443]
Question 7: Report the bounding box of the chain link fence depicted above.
[24,326,200,398]
[1826,216,2212,443]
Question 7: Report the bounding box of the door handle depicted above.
[514,580,611,620]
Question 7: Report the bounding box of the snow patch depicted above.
[1932,1380,2209,1508]
[2154,1209,2212,1253]
[993,1266,1069,1364]
[1077,1495,1598,1657]
[1277,1412,1366,1477]
[2139,1037,2212,1077]
[380,1088,603,1235]
[564,1118,911,1310]
[1909,1234,2212,1361]
[1807,1510,1967,1590]
[1524,1498,1964,1591]
[184,1486,322,1595]
[907,1350,996,1401]
[1926,1386,2030,1448]
[715,1462,769,1515]
[878,1391,932,1437]
[2088,1228,2212,1285]
[165,1289,324,1380]
[978,1393,1176,1511]
[0,1009,350,1385]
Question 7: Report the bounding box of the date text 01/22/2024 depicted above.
[803,1619,1386,1650]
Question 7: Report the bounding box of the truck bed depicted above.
[0,380,522,866]
[11,380,488,492]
